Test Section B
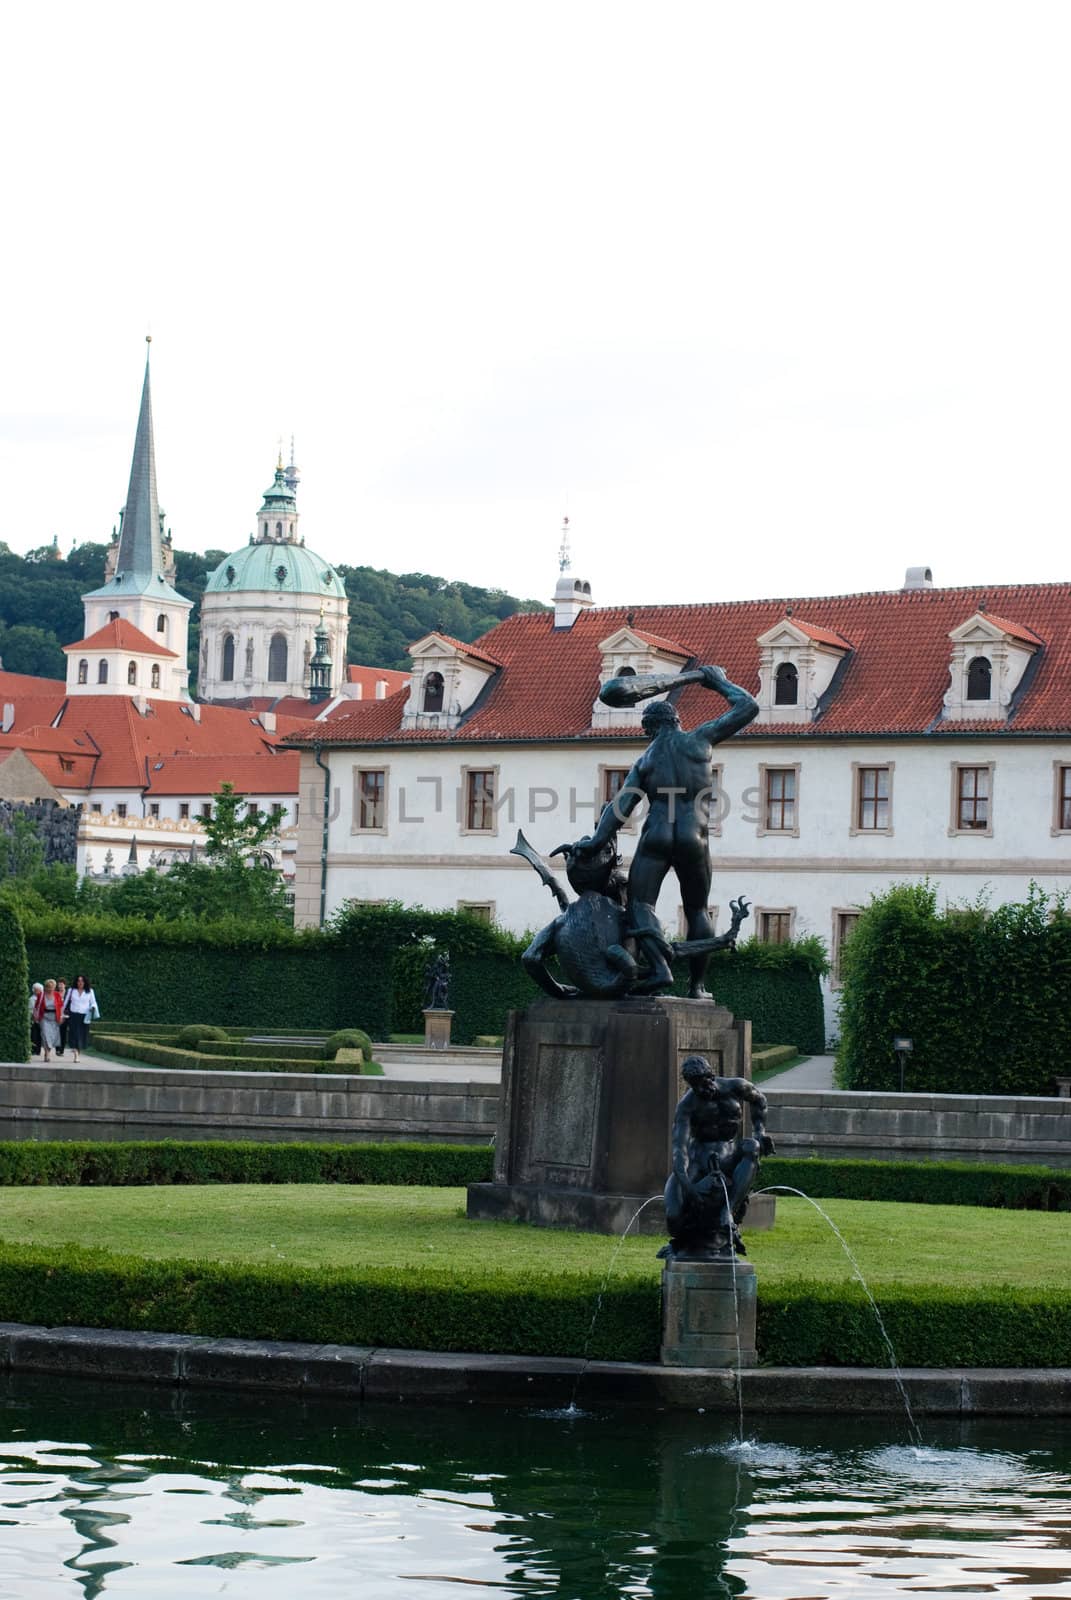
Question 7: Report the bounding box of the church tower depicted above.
[67,341,192,699]
[198,450,349,703]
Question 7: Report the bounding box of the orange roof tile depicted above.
[288,581,1071,746]
[410,631,504,668]
[976,612,1042,647]
[64,619,178,658]
[145,752,300,796]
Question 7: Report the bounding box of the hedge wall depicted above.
[0,900,29,1063]
[0,1238,1065,1366]
[21,903,826,1052]
[837,882,1071,1095]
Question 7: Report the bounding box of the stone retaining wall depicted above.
[0,1064,497,1145]
[766,1087,1071,1166]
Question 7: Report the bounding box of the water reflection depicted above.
[0,1376,1067,1597]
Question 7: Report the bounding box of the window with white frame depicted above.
[761,766,798,834]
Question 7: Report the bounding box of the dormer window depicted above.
[966,656,992,701]
[401,632,501,730]
[592,626,690,728]
[944,612,1040,722]
[755,618,851,725]
[423,671,445,713]
[774,662,798,706]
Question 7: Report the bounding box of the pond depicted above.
[0,1373,1069,1597]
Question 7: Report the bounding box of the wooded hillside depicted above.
[0,541,546,686]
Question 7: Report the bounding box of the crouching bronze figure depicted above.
[659,1055,774,1261]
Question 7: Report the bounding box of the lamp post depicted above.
[893,1035,914,1093]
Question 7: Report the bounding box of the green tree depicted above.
[0,812,45,880]
[0,900,30,1062]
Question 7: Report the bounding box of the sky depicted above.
[3,1,1071,610]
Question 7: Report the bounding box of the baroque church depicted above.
[198,449,350,705]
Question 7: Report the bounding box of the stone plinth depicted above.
[661,1258,757,1367]
[423,1009,454,1050]
[466,995,774,1235]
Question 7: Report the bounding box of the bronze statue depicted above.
[660,1055,774,1261]
[512,830,749,999]
[423,952,451,1010]
[572,663,758,996]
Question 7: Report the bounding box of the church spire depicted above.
[114,337,164,582]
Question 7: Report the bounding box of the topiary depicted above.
[176,1024,231,1049]
[323,1028,372,1062]
[0,902,30,1063]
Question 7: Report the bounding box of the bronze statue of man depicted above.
[660,1054,774,1261]
[572,664,758,996]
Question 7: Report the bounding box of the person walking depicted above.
[65,975,98,1063]
[29,983,43,1057]
[34,980,63,1063]
[56,979,69,1056]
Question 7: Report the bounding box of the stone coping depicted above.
[0,1323,1068,1414]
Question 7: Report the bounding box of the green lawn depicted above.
[0,1186,1067,1289]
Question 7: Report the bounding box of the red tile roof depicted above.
[414,631,504,668]
[145,752,299,796]
[345,664,411,694]
[0,692,308,793]
[789,618,853,650]
[626,628,692,656]
[0,668,65,697]
[976,612,1042,647]
[286,581,1071,746]
[65,619,178,658]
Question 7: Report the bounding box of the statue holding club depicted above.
[514,660,759,999]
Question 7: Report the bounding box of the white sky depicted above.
[3,1,1071,609]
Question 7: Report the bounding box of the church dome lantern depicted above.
[198,449,350,704]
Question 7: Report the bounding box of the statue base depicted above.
[661,1258,757,1367]
[466,995,775,1236]
[423,1009,454,1050]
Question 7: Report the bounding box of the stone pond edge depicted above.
[0,1322,1068,1414]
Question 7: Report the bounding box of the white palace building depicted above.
[286,560,1071,1033]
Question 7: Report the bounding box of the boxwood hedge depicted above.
[22,902,827,1051]
[0,1240,1065,1366]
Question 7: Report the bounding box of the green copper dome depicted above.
[204,541,342,597]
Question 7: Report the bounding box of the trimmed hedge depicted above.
[837,882,1071,1095]
[758,1280,1071,1368]
[0,900,29,1063]
[93,1034,377,1076]
[0,1140,493,1187]
[761,1157,1071,1210]
[23,902,827,1052]
[0,1237,1065,1365]
[0,1142,1064,1210]
[0,1241,659,1362]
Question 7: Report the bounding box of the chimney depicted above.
[553,573,595,629]
[260,711,277,732]
[903,566,934,590]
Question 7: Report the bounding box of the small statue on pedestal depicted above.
[423,951,451,1011]
[659,1055,774,1261]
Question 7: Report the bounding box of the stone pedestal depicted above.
[423,1009,454,1050]
[661,1258,757,1367]
[465,995,774,1235]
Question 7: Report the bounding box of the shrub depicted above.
[20,901,827,1054]
[323,1028,373,1061]
[96,1035,361,1075]
[176,1024,230,1048]
[837,882,1071,1094]
[0,1140,494,1187]
[0,1241,659,1362]
[760,1157,1071,1211]
[0,900,30,1063]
